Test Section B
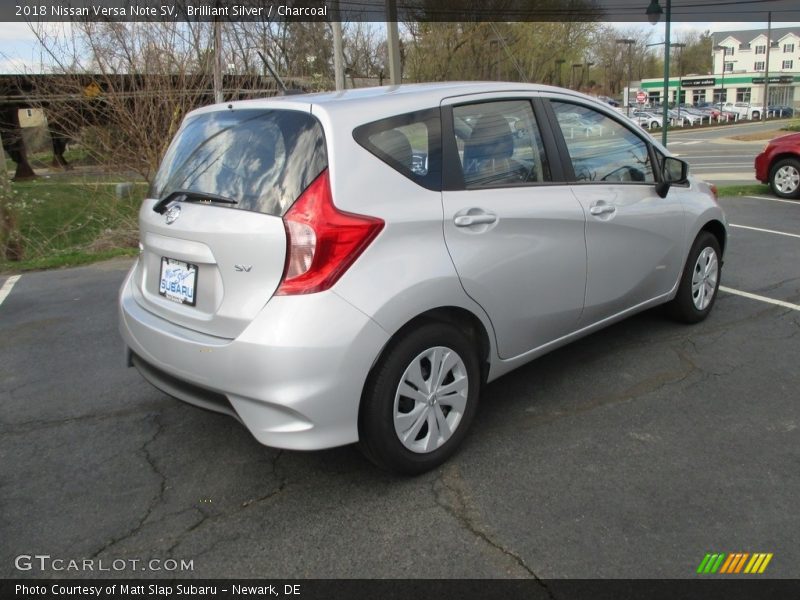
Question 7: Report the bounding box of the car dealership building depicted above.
[638,27,799,107]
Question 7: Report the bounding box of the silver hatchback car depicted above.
[119,82,727,474]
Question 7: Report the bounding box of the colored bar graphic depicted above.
[734,553,749,573]
[699,552,773,574]
[710,554,726,573]
[697,554,712,574]
[719,553,735,574]
[758,554,773,573]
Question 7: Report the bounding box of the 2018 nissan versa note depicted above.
[119,82,727,474]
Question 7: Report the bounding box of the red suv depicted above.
[755,132,800,199]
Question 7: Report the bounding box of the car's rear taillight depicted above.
[276,169,384,295]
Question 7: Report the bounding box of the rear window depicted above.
[151,109,327,216]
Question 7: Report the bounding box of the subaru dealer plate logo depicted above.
[165,205,181,225]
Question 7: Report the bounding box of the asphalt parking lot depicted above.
[1,193,798,580]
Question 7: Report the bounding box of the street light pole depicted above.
[714,45,726,105]
[672,43,686,118]
[616,39,635,115]
[647,0,671,146]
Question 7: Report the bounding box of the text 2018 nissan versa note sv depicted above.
[119,82,727,474]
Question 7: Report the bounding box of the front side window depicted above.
[451,100,550,188]
[550,100,654,184]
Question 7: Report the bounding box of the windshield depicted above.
[151,108,327,216]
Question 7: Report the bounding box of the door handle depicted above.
[454,214,498,227]
[589,203,616,216]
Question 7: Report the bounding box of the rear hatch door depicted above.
[131,106,327,339]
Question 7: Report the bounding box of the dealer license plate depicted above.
[159,257,198,306]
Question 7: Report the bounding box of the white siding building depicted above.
[640,27,799,108]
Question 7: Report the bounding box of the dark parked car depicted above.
[755,132,800,199]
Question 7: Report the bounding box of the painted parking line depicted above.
[745,195,800,206]
[719,286,800,312]
[729,224,800,239]
[0,274,21,307]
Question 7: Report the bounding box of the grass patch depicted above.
[729,130,788,142]
[1,177,145,273]
[715,183,771,197]
[781,119,800,132]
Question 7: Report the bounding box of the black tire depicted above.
[667,231,722,324]
[358,322,481,475]
[769,158,800,200]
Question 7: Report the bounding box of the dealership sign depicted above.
[752,75,794,84]
[681,78,716,87]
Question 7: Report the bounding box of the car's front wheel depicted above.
[359,322,480,475]
[769,158,800,199]
[667,231,722,323]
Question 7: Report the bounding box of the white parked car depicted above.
[119,82,727,474]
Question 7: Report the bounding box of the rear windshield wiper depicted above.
[153,190,238,214]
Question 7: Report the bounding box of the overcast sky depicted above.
[1,20,798,74]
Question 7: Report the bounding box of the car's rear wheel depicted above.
[769,158,800,199]
[359,322,480,475]
[667,231,721,324]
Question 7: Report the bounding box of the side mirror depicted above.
[656,156,689,198]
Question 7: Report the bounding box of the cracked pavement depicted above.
[1,195,798,579]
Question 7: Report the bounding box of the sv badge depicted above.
[234,265,253,272]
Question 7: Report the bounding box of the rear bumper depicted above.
[119,263,390,450]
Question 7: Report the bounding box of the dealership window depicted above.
[784,43,795,53]
[782,60,794,69]
[692,90,705,105]
[755,45,766,54]
[713,88,726,103]
[648,91,661,104]
[736,88,751,103]
[724,62,734,72]
[754,61,765,71]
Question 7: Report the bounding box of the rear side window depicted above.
[151,109,327,216]
[353,108,442,191]
[452,100,550,188]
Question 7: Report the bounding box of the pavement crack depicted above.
[90,413,167,558]
[0,403,169,435]
[165,450,289,558]
[432,465,555,596]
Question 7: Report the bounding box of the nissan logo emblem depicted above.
[165,205,181,225]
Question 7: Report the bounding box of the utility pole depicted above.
[616,39,635,115]
[332,1,345,91]
[763,12,771,119]
[385,0,401,85]
[213,17,223,103]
